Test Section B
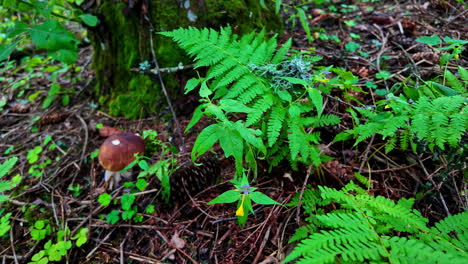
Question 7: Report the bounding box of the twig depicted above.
[104,246,164,264]
[296,165,313,225]
[359,135,375,172]
[9,227,19,264]
[120,236,127,264]
[416,156,451,216]
[86,229,116,259]
[74,113,89,168]
[130,63,194,74]
[252,226,272,264]
[145,15,185,152]
[176,248,200,264]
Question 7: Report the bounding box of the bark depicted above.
[86,0,282,119]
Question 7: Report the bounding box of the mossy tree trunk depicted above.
[86,0,282,119]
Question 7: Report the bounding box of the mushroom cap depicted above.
[98,132,146,172]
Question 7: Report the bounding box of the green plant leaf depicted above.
[71,228,88,247]
[7,21,29,38]
[29,20,78,50]
[308,88,323,117]
[138,160,150,171]
[345,41,360,52]
[376,70,391,80]
[219,99,252,113]
[275,0,282,14]
[62,94,70,106]
[121,193,136,211]
[79,14,98,27]
[136,178,148,191]
[458,66,468,81]
[97,193,112,206]
[185,104,206,132]
[0,157,18,178]
[416,35,441,46]
[106,210,120,224]
[191,124,222,160]
[50,49,78,64]
[218,126,244,173]
[0,42,18,61]
[199,81,212,97]
[207,190,241,204]
[250,191,281,205]
[41,95,55,109]
[278,76,309,87]
[184,78,201,94]
[297,8,312,42]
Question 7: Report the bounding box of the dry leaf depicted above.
[170,231,186,249]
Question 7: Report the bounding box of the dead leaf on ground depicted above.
[170,231,186,249]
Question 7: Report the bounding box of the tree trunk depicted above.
[86,0,282,119]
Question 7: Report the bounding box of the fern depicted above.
[162,27,341,175]
[341,95,467,152]
[285,183,468,263]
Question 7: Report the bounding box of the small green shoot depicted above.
[207,174,280,227]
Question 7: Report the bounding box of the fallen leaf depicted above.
[170,231,186,249]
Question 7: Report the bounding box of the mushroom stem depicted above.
[104,170,121,190]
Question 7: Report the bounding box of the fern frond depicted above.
[399,129,411,150]
[267,105,286,147]
[224,75,257,99]
[350,95,466,152]
[387,236,467,264]
[385,137,397,153]
[287,183,468,264]
[365,196,429,232]
[302,114,341,127]
[380,115,409,138]
[161,26,272,101]
[447,112,466,146]
[316,212,367,228]
[246,93,274,126]
[288,118,309,161]
[428,211,468,252]
[284,226,381,263]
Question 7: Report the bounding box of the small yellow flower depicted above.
[385,105,391,109]
[454,54,459,60]
[236,195,246,216]
[317,78,329,83]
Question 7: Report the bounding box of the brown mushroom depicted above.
[98,132,146,189]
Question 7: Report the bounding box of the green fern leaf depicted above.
[271,38,292,64]
[288,118,308,160]
[267,105,286,147]
[246,93,274,126]
[224,75,257,99]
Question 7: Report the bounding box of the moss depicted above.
[89,0,283,119]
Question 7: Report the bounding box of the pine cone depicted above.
[38,110,71,126]
[169,155,220,203]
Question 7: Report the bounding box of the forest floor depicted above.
[1,1,467,263]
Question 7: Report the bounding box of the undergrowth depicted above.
[285,182,468,264]
[161,27,345,176]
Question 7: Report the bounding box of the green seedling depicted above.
[208,174,281,227]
